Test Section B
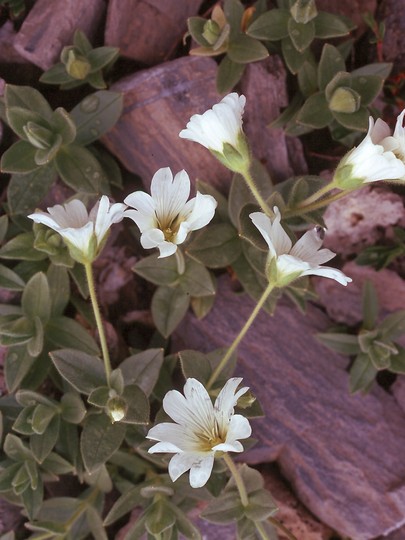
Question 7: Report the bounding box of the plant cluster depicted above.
[0,3,404,539]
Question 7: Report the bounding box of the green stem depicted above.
[206,281,274,390]
[254,520,272,540]
[175,248,185,275]
[84,262,112,381]
[241,167,273,217]
[284,189,348,218]
[295,181,336,208]
[223,453,248,507]
[267,516,298,540]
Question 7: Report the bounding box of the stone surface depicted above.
[315,261,405,325]
[13,0,106,70]
[105,0,203,65]
[240,56,308,182]
[376,0,405,73]
[0,21,27,64]
[392,377,405,415]
[174,277,405,540]
[102,56,228,192]
[323,186,404,257]
[102,55,307,192]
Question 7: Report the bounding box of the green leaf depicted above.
[379,310,405,340]
[51,108,77,144]
[1,141,40,174]
[216,56,246,94]
[362,280,379,330]
[47,265,70,316]
[179,350,211,384]
[46,316,99,355]
[314,12,354,38]
[103,484,143,525]
[0,232,47,261]
[121,384,149,425]
[54,145,106,194]
[70,91,123,146]
[151,286,190,338]
[30,415,60,463]
[246,9,289,40]
[246,9,290,41]
[21,477,43,520]
[0,264,25,290]
[282,36,313,73]
[31,404,56,435]
[7,166,57,216]
[80,413,126,473]
[119,349,164,396]
[145,500,176,536]
[86,506,108,540]
[50,349,106,394]
[5,346,36,392]
[224,0,244,39]
[39,63,73,86]
[201,490,243,523]
[349,353,377,394]
[350,75,384,106]
[317,332,360,355]
[332,106,369,131]
[27,317,44,357]
[191,294,216,320]
[60,392,87,424]
[5,85,53,120]
[298,61,318,97]
[87,47,119,72]
[227,34,269,64]
[21,272,51,324]
[6,107,49,140]
[179,258,216,297]
[389,346,405,374]
[4,433,33,461]
[296,93,333,128]
[288,18,314,52]
[133,253,179,286]
[188,17,211,46]
[318,44,346,90]
[187,223,241,268]
[351,62,392,79]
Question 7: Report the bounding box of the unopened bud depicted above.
[329,87,361,114]
[65,49,91,80]
[107,396,127,423]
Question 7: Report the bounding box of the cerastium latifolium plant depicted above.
[0,7,405,540]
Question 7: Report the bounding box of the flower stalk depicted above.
[223,453,249,506]
[284,188,348,218]
[240,166,273,217]
[84,262,112,381]
[207,281,275,390]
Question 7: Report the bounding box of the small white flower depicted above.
[28,196,126,263]
[250,207,352,287]
[179,93,250,173]
[147,377,252,488]
[335,115,405,189]
[124,167,217,258]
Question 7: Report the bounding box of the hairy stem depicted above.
[241,167,273,217]
[207,281,274,390]
[223,454,248,507]
[84,262,112,380]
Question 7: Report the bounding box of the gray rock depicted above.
[174,277,405,539]
[13,0,106,70]
[105,0,203,65]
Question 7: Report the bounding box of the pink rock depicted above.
[105,0,203,65]
[13,0,106,70]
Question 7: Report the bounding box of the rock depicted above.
[316,0,377,36]
[315,262,405,325]
[376,0,405,73]
[13,0,106,70]
[105,0,203,65]
[323,186,404,257]
[0,21,27,64]
[102,56,228,192]
[102,55,307,192]
[392,377,405,415]
[240,56,308,181]
[174,277,405,539]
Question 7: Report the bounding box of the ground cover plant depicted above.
[0,1,405,539]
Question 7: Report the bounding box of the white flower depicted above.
[179,93,250,173]
[147,377,252,488]
[335,115,405,189]
[250,207,352,287]
[124,167,217,258]
[28,196,126,263]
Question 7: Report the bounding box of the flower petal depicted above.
[182,192,217,231]
[301,265,352,285]
[148,441,182,454]
[151,168,190,224]
[189,455,215,488]
[290,228,335,265]
[226,414,252,442]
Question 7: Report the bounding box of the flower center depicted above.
[157,214,182,242]
[198,422,225,451]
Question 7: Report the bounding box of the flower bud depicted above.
[329,87,361,114]
[65,49,91,80]
[23,122,54,149]
[107,396,127,423]
[202,20,221,45]
[290,0,317,24]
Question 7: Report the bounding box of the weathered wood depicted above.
[102,56,228,192]
[174,277,405,539]
[240,56,307,182]
[13,0,106,70]
[105,0,203,65]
